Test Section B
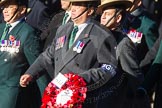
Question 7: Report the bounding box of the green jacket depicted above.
[0,21,41,108]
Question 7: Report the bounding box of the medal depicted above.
[55,36,66,50]
[77,42,85,53]
[73,40,85,53]
[73,40,81,51]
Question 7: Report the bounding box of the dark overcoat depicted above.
[114,30,150,108]
[25,21,134,108]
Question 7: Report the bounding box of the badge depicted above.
[55,36,66,50]
[101,64,116,76]
[127,29,143,43]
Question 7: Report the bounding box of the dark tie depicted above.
[68,26,78,49]
[62,13,69,25]
[1,24,11,40]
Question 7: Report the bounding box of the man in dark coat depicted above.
[26,0,61,32]
[98,0,150,107]
[125,0,159,72]
[40,0,72,51]
[19,0,121,107]
[39,0,72,78]
[0,0,42,108]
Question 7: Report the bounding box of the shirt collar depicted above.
[7,18,25,32]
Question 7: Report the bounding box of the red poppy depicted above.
[9,35,15,42]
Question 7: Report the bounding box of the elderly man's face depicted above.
[2,1,26,23]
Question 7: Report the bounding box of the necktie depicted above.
[1,24,11,40]
[68,26,78,49]
[62,13,69,25]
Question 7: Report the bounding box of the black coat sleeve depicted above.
[79,35,118,91]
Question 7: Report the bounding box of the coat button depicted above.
[155,10,158,14]
[76,63,79,66]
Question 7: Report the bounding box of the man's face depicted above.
[100,8,117,29]
[2,1,25,23]
[70,2,90,24]
[61,0,71,10]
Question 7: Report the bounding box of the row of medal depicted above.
[55,36,85,53]
[0,40,20,53]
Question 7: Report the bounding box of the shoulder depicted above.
[57,22,73,31]
[90,20,114,39]
[51,11,65,20]
[17,21,38,40]
[20,21,37,33]
[88,21,117,49]
[118,37,136,52]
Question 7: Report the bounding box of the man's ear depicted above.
[20,6,27,14]
[87,7,94,16]
[116,14,122,23]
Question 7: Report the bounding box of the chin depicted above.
[100,22,106,25]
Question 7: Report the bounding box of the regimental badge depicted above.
[127,29,143,43]
[73,40,85,53]
[55,35,66,50]
[0,40,20,53]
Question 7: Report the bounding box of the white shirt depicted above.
[73,19,90,42]
[65,11,71,24]
[8,18,24,33]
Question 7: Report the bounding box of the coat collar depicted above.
[7,21,25,39]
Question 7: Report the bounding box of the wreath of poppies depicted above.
[41,73,87,108]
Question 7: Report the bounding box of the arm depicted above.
[20,36,56,87]
[118,38,142,78]
[140,40,162,92]
[79,36,118,91]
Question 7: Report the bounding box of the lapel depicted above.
[58,23,94,72]
[61,23,74,58]
[7,21,24,40]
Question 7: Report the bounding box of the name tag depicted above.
[52,73,68,89]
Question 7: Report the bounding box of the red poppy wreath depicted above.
[41,72,87,108]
